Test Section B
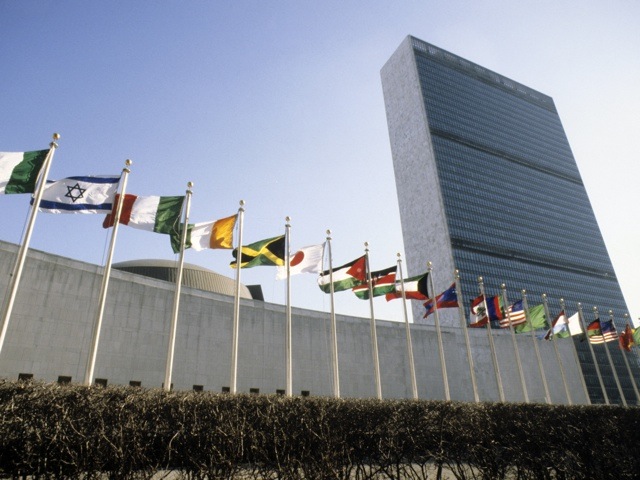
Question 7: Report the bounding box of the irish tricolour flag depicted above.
[0,150,49,194]
[103,193,184,235]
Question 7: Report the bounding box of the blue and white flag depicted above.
[38,175,120,214]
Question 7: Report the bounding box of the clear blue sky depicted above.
[1,1,638,324]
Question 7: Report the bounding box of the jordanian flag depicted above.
[318,255,366,293]
[0,150,48,194]
[352,265,396,300]
[231,235,285,269]
[103,194,184,236]
[385,272,429,301]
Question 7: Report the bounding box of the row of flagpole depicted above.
[1,135,639,404]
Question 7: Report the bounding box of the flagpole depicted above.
[542,294,571,404]
[560,298,591,404]
[478,277,505,402]
[83,159,131,386]
[230,200,245,394]
[577,302,608,404]
[621,313,640,405]
[522,290,551,404]
[594,306,626,406]
[364,242,382,400]
[501,285,528,403]
[397,254,418,400]
[163,182,193,392]
[285,216,292,397]
[0,133,59,356]
[456,270,479,402]
[429,262,450,401]
[326,230,340,398]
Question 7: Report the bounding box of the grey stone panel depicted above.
[0,240,587,403]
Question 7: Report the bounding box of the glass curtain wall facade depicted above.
[381,36,638,405]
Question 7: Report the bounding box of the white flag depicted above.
[38,175,120,214]
[567,312,583,336]
[276,243,325,280]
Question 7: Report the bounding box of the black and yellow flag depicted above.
[230,235,285,268]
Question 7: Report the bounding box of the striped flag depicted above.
[38,175,120,214]
[500,300,527,328]
[352,266,396,300]
[103,193,184,235]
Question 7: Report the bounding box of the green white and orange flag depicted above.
[352,266,396,300]
[170,214,238,253]
[0,150,49,194]
[318,255,366,293]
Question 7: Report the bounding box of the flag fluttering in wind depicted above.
[230,235,285,268]
[352,266,396,300]
[423,283,457,317]
[385,272,430,301]
[620,324,635,352]
[586,319,618,344]
[567,312,583,336]
[0,150,49,194]
[500,300,527,328]
[276,243,324,280]
[318,255,366,293]
[170,214,238,253]
[38,176,120,214]
[544,310,570,340]
[103,194,184,235]
[514,304,547,333]
[469,294,504,327]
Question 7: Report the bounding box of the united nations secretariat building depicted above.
[0,36,636,405]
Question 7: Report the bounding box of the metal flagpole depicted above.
[429,262,450,401]
[84,159,132,386]
[542,294,572,405]
[163,182,193,392]
[326,230,340,398]
[621,313,640,405]
[594,306,626,406]
[397,254,418,400]
[559,299,591,405]
[522,290,551,404]
[0,133,59,356]
[364,242,382,400]
[285,217,292,397]
[478,277,505,402]
[577,302,608,404]
[456,270,479,402]
[501,285,528,403]
[230,200,245,394]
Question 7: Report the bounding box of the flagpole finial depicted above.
[478,276,483,282]
[542,293,547,299]
[623,313,629,319]
[125,158,132,167]
[521,289,526,295]
[52,133,60,140]
[285,216,291,226]
[50,133,60,148]
[427,261,432,268]
[187,181,194,190]
[609,310,613,315]
[364,241,369,251]
[397,252,401,259]
[577,302,582,307]
[326,229,331,235]
[501,283,506,290]
[454,269,460,278]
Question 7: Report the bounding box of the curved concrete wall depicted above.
[0,240,588,403]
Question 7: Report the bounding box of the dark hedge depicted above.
[1,380,639,479]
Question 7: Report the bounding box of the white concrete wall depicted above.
[0,240,588,403]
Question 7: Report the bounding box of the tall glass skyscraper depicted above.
[381,36,637,405]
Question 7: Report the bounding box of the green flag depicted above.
[515,304,547,333]
[0,150,48,194]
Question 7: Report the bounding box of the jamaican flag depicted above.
[230,235,285,268]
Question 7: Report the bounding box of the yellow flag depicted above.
[210,214,237,249]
